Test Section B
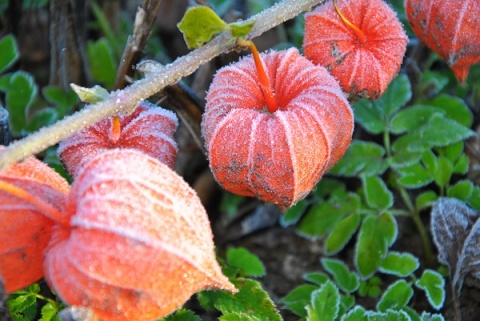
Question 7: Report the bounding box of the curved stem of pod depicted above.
[333,0,366,43]
[240,39,278,113]
[110,115,121,144]
[0,180,68,227]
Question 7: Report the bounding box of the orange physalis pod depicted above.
[333,0,366,43]
[44,149,236,321]
[58,101,178,178]
[202,48,353,208]
[0,148,69,293]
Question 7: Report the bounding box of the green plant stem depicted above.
[33,293,59,308]
[384,129,433,266]
[0,0,325,169]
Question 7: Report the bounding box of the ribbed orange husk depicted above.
[44,149,236,321]
[405,0,480,84]
[202,48,353,208]
[58,101,178,178]
[304,0,408,99]
[0,149,69,293]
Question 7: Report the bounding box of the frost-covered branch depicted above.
[0,0,324,168]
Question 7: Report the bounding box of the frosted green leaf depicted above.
[415,270,445,310]
[281,284,318,317]
[321,259,359,293]
[86,38,116,89]
[341,306,367,321]
[362,176,393,212]
[229,21,255,38]
[281,200,308,227]
[376,280,413,312]
[303,272,329,286]
[70,84,108,104]
[325,214,361,255]
[306,281,340,321]
[420,312,445,321]
[433,156,453,188]
[447,180,474,200]
[177,6,228,49]
[330,141,387,177]
[427,94,473,127]
[379,252,419,277]
[226,247,265,277]
[39,302,59,321]
[5,71,37,133]
[0,34,19,73]
[390,105,441,134]
[381,74,412,118]
[415,191,438,211]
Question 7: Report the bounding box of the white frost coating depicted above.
[247,114,262,190]
[276,112,298,198]
[0,0,326,168]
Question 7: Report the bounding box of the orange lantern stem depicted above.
[0,179,68,227]
[240,40,278,113]
[333,0,366,43]
[110,115,121,144]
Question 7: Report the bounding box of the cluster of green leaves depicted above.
[158,246,280,321]
[279,72,476,320]
[7,284,61,321]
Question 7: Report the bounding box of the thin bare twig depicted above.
[0,0,325,169]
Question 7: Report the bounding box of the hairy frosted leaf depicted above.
[355,215,389,278]
[86,39,116,89]
[353,99,385,134]
[330,141,387,177]
[431,198,480,295]
[303,272,329,286]
[447,180,474,200]
[281,284,317,317]
[341,306,367,321]
[306,281,340,321]
[415,270,445,310]
[427,95,473,127]
[281,200,308,227]
[44,149,236,321]
[321,259,359,293]
[433,156,452,188]
[420,312,445,321]
[0,34,19,73]
[362,176,393,212]
[325,214,361,255]
[390,105,442,134]
[5,71,37,133]
[380,252,419,277]
[229,21,255,38]
[70,84,108,104]
[177,6,228,49]
[226,247,265,277]
[415,191,438,211]
[366,309,411,321]
[198,278,281,321]
[376,280,413,312]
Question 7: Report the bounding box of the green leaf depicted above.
[329,141,387,177]
[379,252,419,277]
[70,83,109,104]
[42,86,78,117]
[353,99,385,134]
[427,94,473,127]
[366,309,411,321]
[420,312,445,321]
[86,38,116,89]
[298,194,360,239]
[341,306,367,321]
[378,212,398,247]
[163,309,201,321]
[376,280,414,312]
[0,34,19,73]
[392,114,474,153]
[281,284,318,317]
[466,187,480,210]
[177,6,228,49]
[303,272,329,286]
[438,142,464,163]
[39,302,59,321]
[229,21,255,38]
[433,156,453,188]
[390,151,421,169]
[415,270,445,310]
[396,163,434,189]
[24,108,59,133]
[362,176,393,212]
[420,70,449,96]
[401,306,421,321]
[313,178,346,199]
[355,215,389,278]
[198,278,282,321]
[381,74,412,118]
[7,293,36,314]
[447,180,474,200]
[415,191,438,211]
[281,200,308,227]
[421,150,437,174]
[325,213,361,255]
[306,280,340,321]
[453,155,469,175]
[321,259,359,293]
[226,247,265,277]
[6,71,37,133]
[389,105,441,134]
